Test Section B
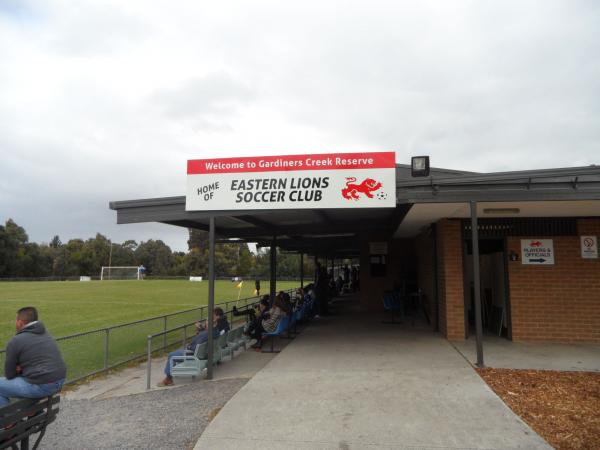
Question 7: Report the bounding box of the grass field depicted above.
[0,280,298,349]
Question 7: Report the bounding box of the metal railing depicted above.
[144,301,260,389]
[144,287,299,389]
[0,288,299,385]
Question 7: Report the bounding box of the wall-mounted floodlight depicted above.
[411,156,430,177]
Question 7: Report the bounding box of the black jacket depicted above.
[185,317,231,351]
[5,321,67,384]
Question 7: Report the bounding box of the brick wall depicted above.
[436,219,465,340]
[507,218,600,342]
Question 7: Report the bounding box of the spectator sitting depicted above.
[293,288,305,309]
[304,284,319,317]
[262,294,286,333]
[246,296,271,348]
[278,290,293,314]
[0,307,66,407]
[157,307,230,387]
[251,294,286,349]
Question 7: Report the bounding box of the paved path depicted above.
[453,336,600,371]
[195,298,551,450]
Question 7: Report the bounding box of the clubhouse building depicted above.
[111,154,600,344]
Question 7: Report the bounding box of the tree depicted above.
[0,219,29,276]
[64,239,85,276]
[109,242,136,267]
[135,240,174,275]
[188,228,254,276]
[237,245,254,277]
[49,235,62,248]
[187,229,208,251]
[184,248,207,276]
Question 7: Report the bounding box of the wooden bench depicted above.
[0,394,60,450]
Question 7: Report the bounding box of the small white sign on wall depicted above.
[521,239,555,265]
[369,241,388,255]
[581,236,598,259]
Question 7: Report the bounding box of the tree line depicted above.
[0,219,315,279]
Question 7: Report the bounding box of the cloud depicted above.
[0,0,599,250]
[151,73,255,131]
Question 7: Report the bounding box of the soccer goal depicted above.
[100,266,142,280]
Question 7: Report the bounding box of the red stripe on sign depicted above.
[187,152,396,174]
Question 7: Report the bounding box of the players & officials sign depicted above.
[186,152,396,211]
[521,239,555,265]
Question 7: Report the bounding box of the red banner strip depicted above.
[187,152,396,174]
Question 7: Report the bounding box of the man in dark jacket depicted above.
[0,307,66,407]
[157,307,230,387]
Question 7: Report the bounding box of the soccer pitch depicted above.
[0,279,298,349]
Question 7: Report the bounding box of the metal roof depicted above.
[397,165,600,202]
[110,164,600,256]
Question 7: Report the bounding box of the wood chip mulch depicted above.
[476,368,600,450]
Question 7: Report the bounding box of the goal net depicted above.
[100,266,141,280]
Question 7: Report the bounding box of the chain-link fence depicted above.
[0,289,298,385]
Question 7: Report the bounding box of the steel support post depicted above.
[270,237,277,304]
[162,316,167,350]
[104,328,109,370]
[146,336,152,390]
[300,253,304,288]
[470,201,485,367]
[206,216,216,379]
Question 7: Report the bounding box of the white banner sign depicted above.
[186,152,396,211]
[521,239,555,265]
[581,236,598,259]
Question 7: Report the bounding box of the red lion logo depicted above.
[341,177,383,200]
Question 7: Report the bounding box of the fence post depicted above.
[104,328,110,370]
[163,316,167,350]
[146,335,152,390]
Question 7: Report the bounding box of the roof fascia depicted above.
[396,166,600,187]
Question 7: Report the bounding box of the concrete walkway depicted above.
[195,298,551,450]
[453,335,600,372]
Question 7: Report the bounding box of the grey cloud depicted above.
[151,73,255,130]
[251,1,600,171]
[43,2,150,55]
[1,0,599,251]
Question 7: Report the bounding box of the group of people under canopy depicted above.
[157,281,337,387]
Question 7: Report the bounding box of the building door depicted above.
[463,238,511,339]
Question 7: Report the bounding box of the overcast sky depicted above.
[1,0,599,251]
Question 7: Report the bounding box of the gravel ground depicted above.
[39,378,248,450]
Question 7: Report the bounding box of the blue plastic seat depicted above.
[382,291,404,324]
[261,315,290,353]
